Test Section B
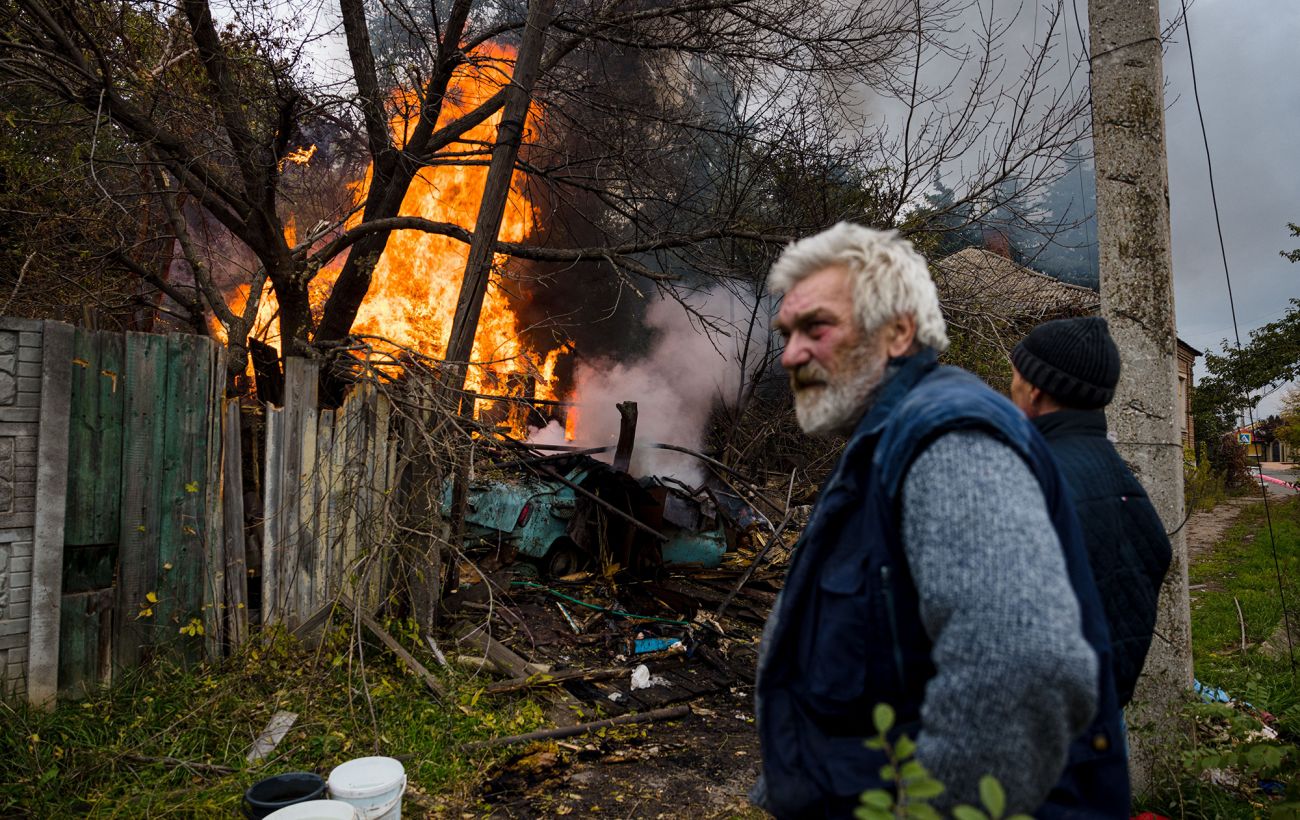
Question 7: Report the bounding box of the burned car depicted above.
[443,454,738,577]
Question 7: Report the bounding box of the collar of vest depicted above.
[1031,408,1108,439]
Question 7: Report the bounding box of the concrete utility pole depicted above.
[1089,0,1193,795]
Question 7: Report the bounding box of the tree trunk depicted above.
[442,0,555,399]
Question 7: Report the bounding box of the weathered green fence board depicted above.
[114,332,169,669]
[202,345,228,656]
[57,589,113,698]
[65,330,125,546]
[155,334,210,658]
[54,327,229,693]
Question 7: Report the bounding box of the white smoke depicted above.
[529,286,771,482]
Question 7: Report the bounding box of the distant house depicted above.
[1177,340,1200,450]
[933,247,1100,322]
[934,247,1200,449]
[1237,421,1296,464]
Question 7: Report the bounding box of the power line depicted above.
[1181,0,1295,674]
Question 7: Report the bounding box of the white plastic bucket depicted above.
[327,757,406,820]
[264,800,358,820]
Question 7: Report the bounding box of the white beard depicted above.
[792,349,887,436]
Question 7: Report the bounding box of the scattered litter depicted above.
[1193,678,1233,704]
[630,664,668,690]
[634,637,683,654]
[426,636,449,668]
[556,602,582,634]
[607,692,624,702]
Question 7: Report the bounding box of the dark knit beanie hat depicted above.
[1011,316,1121,409]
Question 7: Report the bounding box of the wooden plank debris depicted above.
[456,624,550,678]
[245,710,298,764]
[343,597,447,699]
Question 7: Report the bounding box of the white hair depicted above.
[768,222,949,352]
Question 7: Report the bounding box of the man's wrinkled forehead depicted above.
[774,265,853,331]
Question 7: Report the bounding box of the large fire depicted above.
[222,43,569,433]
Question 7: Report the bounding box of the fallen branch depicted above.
[484,666,631,695]
[341,596,448,699]
[716,469,796,619]
[122,754,236,776]
[463,705,691,749]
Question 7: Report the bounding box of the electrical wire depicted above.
[1180,0,1296,674]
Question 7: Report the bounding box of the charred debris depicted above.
[421,396,801,764]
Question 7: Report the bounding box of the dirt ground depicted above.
[446,483,1285,819]
[1185,496,1262,565]
[442,571,773,819]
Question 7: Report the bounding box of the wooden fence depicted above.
[58,329,231,696]
[260,359,398,630]
[4,322,401,705]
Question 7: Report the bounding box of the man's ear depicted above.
[1030,385,1048,412]
[883,313,918,358]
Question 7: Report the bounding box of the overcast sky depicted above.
[275,0,1300,409]
[857,0,1300,413]
[1163,0,1300,414]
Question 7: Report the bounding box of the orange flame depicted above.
[213,43,570,433]
[340,43,563,420]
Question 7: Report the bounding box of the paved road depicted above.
[1256,462,1298,496]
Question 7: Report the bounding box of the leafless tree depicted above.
[0,0,1092,387]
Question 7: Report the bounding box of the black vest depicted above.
[756,351,1129,818]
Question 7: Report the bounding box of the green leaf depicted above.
[878,764,896,782]
[899,760,927,780]
[860,789,893,809]
[903,777,944,799]
[905,804,943,820]
[895,735,917,760]
[951,807,988,820]
[979,775,1006,818]
[873,703,896,734]
[855,807,893,820]
[865,737,887,751]
[184,481,199,493]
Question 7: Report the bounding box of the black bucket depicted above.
[242,772,327,819]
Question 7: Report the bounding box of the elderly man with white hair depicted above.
[752,223,1129,817]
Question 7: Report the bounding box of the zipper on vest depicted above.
[880,565,907,691]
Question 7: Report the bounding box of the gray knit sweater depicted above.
[754,430,1097,814]
[902,430,1097,810]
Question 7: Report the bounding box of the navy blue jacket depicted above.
[756,350,1129,818]
[1032,410,1172,707]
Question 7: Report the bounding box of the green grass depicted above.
[1139,496,1300,818]
[1189,498,1300,704]
[0,622,544,818]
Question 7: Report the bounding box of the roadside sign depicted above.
[1238,432,1252,444]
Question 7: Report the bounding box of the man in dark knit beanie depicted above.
[1011,316,1172,707]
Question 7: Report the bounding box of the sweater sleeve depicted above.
[901,430,1098,811]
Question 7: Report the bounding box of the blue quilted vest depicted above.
[756,349,1129,818]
